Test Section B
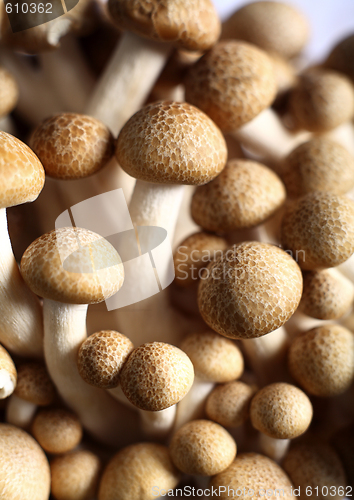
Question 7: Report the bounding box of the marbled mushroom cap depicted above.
[288,325,354,397]
[120,342,194,411]
[0,67,19,118]
[116,101,227,184]
[29,113,115,180]
[108,0,221,52]
[0,131,44,209]
[15,363,55,406]
[20,227,124,304]
[0,424,50,500]
[198,242,303,339]
[191,159,286,232]
[280,192,354,270]
[206,381,255,428]
[185,40,277,132]
[324,34,354,82]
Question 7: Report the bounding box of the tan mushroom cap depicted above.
[116,101,227,184]
[0,67,19,118]
[78,330,134,389]
[281,138,354,198]
[170,419,236,476]
[250,382,313,439]
[32,408,83,454]
[222,1,309,60]
[288,325,354,397]
[0,131,45,209]
[280,192,354,270]
[29,113,115,180]
[289,69,354,132]
[15,362,55,406]
[282,443,347,500]
[108,0,220,52]
[270,54,298,96]
[198,242,303,339]
[98,442,180,500]
[300,269,354,320]
[185,40,277,132]
[51,450,101,500]
[191,159,286,232]
[0,343,17,399]
[120,342,194,411]
[20,227,124,304]
[173,231,228,287]
[0,423,50,500]
[210,452,293,500]
[324,34,354,82]
[180,331,244,382]
[206,381,255,428]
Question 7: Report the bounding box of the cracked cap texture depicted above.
[15,363,55,406]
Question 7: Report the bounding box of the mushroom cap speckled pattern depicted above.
[198,242,303,339]
[288,325,354,397]
[169,419,236,476]
[180,331,244,382]
[282,443,347,500]
[210,453,293,500]
[221,1,309,60]
[29,113,115,180]
[78,330,134,389]
[20,227,124,304]
[0,131,44,209]
[0,67,19,118]
[325,34,354,82]
[250,382,313,439]
[206,381,255,428]
[0,424,50,500]
[14,363,55,406]
[185,41,277,132]
[191,159,286,232]
[98,443,180,500]
[108,0,220,52]
[281,138,354,198]
[116,101,227,184]
[280,192,354,270]
[120,342,194,411]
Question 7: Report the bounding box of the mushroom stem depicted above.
[140,406,177,440]
[259,433,290,462]
[173,379,215,431]
[5,394,37,429]
[0,208,43,357]
[0,344,16,399]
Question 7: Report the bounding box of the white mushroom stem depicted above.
[5,394,37,429]
[0,116,16,135]
[173,379,215,431]
[0,208,43,357]
[0,371,16,399]
[43,299,140,447]
[338,252,354,282]
[259,433,290,462]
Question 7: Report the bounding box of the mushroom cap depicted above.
[0,343,17,399]
[325,34,354,82]
[210,452,293,500]
[281,138,354,198]
[29,113,115,180]
[184,40,277,132]
[289,69,354,132]
[173,231,228,287]
[282,443,347,500]
[0,423,50,500]
[78,330,134,389]
[191,159,286,232]
[108,0,221,52]
[180,331,244,382]
[20,227,124,304]
[198,242,303,339]
[205,381,255,428]
[0,67,19,118]
[169,419,236,476]
[221,1,309,60]
[288,325,354,397]
[299,268,354,320]
[250,382,313,439]
[280,192,354,270]
[32,408,83,454]
[270,54,298,96]
[98,442,180,500]
[116,101,227,185]
[14,362,55,406]
[0,131,45,209]
[51,450,101,500]
[120,342,194,411]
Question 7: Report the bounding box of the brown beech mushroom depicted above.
[0,423,50,500]
[0,66,19,118]
[169,419,237,476]
[324,34,354,82]
[0,343,16,399]
[288,325,354,397]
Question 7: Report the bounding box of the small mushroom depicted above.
[0,343,17,399]
[0,66,19,118]
[169,419,237,476]
[288,325,354,397]
[324,33,354,82]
